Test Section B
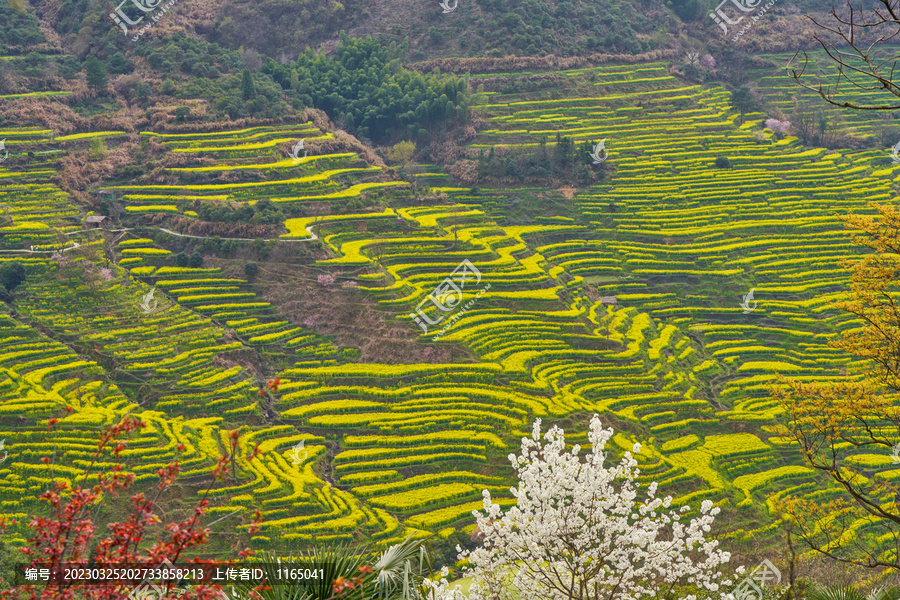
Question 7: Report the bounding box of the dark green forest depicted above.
[263,34,471,143]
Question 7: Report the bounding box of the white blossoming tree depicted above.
[424,415,737,600]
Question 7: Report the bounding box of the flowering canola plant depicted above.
[426,415,736,600]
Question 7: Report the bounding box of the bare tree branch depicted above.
[787,1,900,110]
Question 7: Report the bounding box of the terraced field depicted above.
[0,59,896,557]
[118,124,407,210]
[271,62,893,547]
[0,123,418,551]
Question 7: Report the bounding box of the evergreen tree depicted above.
[108,51,134,74]
[670,0,703,20]
[241,68,256,99]
[0,262,25,292]
[136,82,151,105]
[730,87,757,125]
[84,55,107,94]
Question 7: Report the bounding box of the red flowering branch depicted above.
[256,378,283,422]
[329,565,374,600]
[1,409,265,600]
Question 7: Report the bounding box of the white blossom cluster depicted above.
[423,415,736,600]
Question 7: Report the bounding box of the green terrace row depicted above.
[116,238,345,359]
[417,64,891,541]
[17,263,261,417]
[112,122,403,206]
[0,250,409,546]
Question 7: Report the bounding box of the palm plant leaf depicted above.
[371,535,434,600]
[231,535,435,600]
[868,586,900,600]
[231,541,374,600]
[807,586,867,600]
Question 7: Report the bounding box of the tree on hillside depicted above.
[84,55,107,94]
[773,200,900,572]
[241,67,255,99]
[772,3,900,570]
[88,137,108,160]
[387,140,416,166]
[424,415,737,600]
[669,0,703,21]
[108,51,134,74]
[787,0,900,111]
[730,86,757,125]
[0,261,25,301]
[0,262,26,292]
